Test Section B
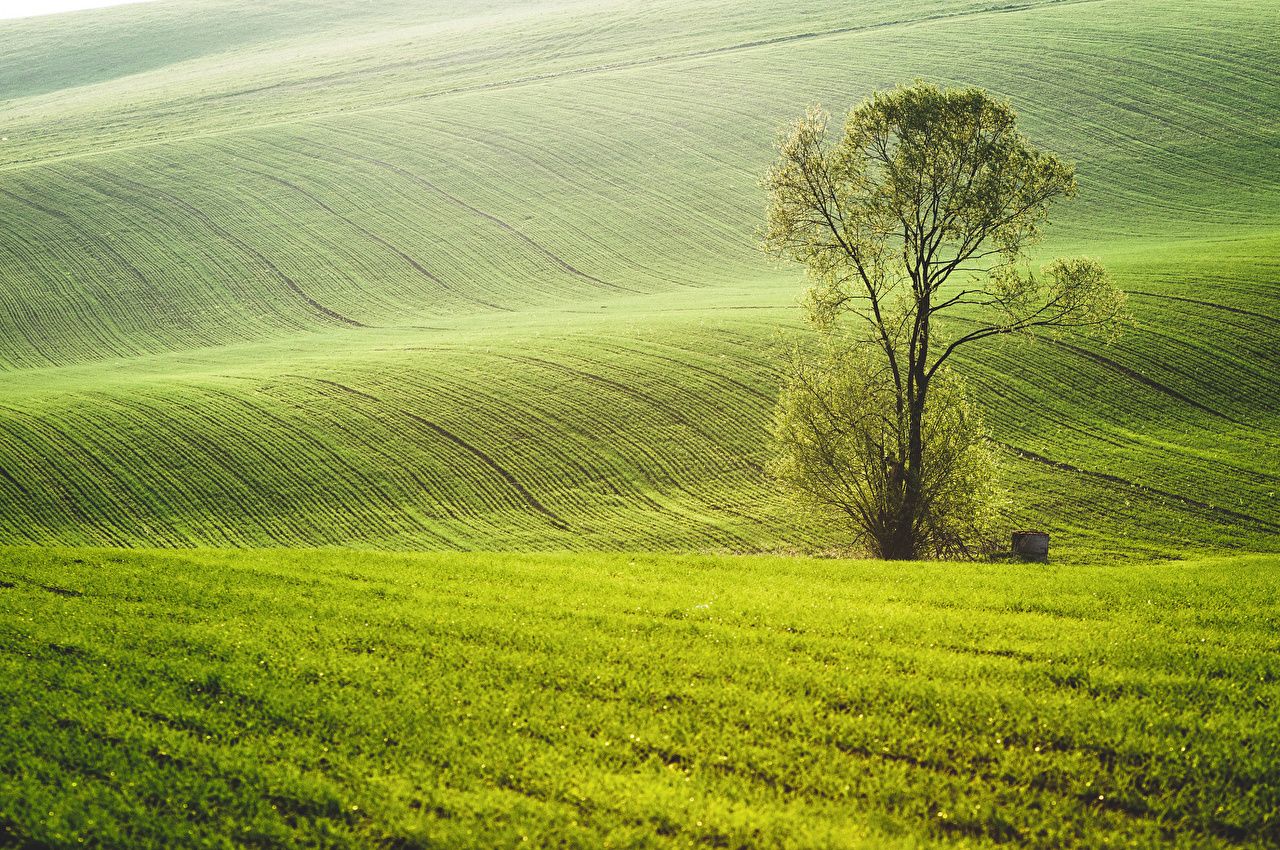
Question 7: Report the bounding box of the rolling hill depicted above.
[0,0,1277,556]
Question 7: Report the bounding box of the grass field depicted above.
[3,547,1278,848]
[1,2,1278,846]
[0,0,1277,556]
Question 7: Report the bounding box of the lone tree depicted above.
[764,81,1128,560]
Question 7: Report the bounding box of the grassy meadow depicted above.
[3,547,1278,848]
[1,0,1279,846]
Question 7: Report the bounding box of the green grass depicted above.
[2,547,1277,848]
[2,4,1277,846]
[0,0,1277,556]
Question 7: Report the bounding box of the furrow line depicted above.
[1000,443,1280,534]
[301,136,637,294]
[257,381,448,530]
[979,373,1277,512]
[0,462,28,497]
[0,405,133,545]
[591,339,775,404]
[223,160,509,313]
[1045,337,1245,427]
[397,358,708,539]
[71,392,253,546]
[82,165,367,329]
[383,366,690,539]
[0,0,1109,175]
[1128,290,1279,325]
[949,317,1243,426]
[498,352,760,475]
[206,382,468,530]
[0,186,153,361]
[298,376,571,532]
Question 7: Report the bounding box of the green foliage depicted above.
[764,81,1132,558]
[771,342,1001,558]
[2,547,1279,848]
[763,80,1132,373]
[991,257,1131,341]
[764,86,1076,321]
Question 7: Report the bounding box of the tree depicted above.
[771,340,1002,559]
[763,81,1128,560]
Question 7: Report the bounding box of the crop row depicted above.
[0,0,1275,553]
[2,0,1278,369]
[0,279,1275,555]
[0,317,795,549]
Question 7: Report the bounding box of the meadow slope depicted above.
[2,547,1278,848]
[0,0,1277,555]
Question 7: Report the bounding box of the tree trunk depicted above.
[884,380,927,560]
[880,399,921,558]
[885,284,932,561]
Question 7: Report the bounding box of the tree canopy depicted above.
[764,81,1129,559]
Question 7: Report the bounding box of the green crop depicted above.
[0,3,1276,846]
[0,0,1276,556]
[2,547,1277,848]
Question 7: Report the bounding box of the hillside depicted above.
[0,0,1277,555]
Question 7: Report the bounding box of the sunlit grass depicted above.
[2,547,1277,848]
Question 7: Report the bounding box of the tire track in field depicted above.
[1127,318,1280,408]
[591,339,774,403]
[1045,337,1244,426]
[81,165,367,329]
[949,317,1241,425]
[390,364,713,540]
[0,185,156,359]
[0,187,150,292]
[299,136,638,294]
[0,403,131,545]
[204,381,468,529]
[557,347,768,451]
[78,391,266,546]
[393,111,749,287]
[974,362,1279,484]
[478,353,703,497]
[223,160,510,312]
[0,464,28,496]
[1128,291,1280,325]
[419,0,1108,101]
[296,376,571,531]
[1001,443,1280,533]
[107,384,385,544]
[499,352,764,475]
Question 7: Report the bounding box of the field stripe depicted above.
[301,136,637,294]
[1002,444,1280,534]
[0,0,1110,174]
[300,376,573,532]
[1128,290,1280,324]
[222,161,510,313]
[83,165,367,329]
